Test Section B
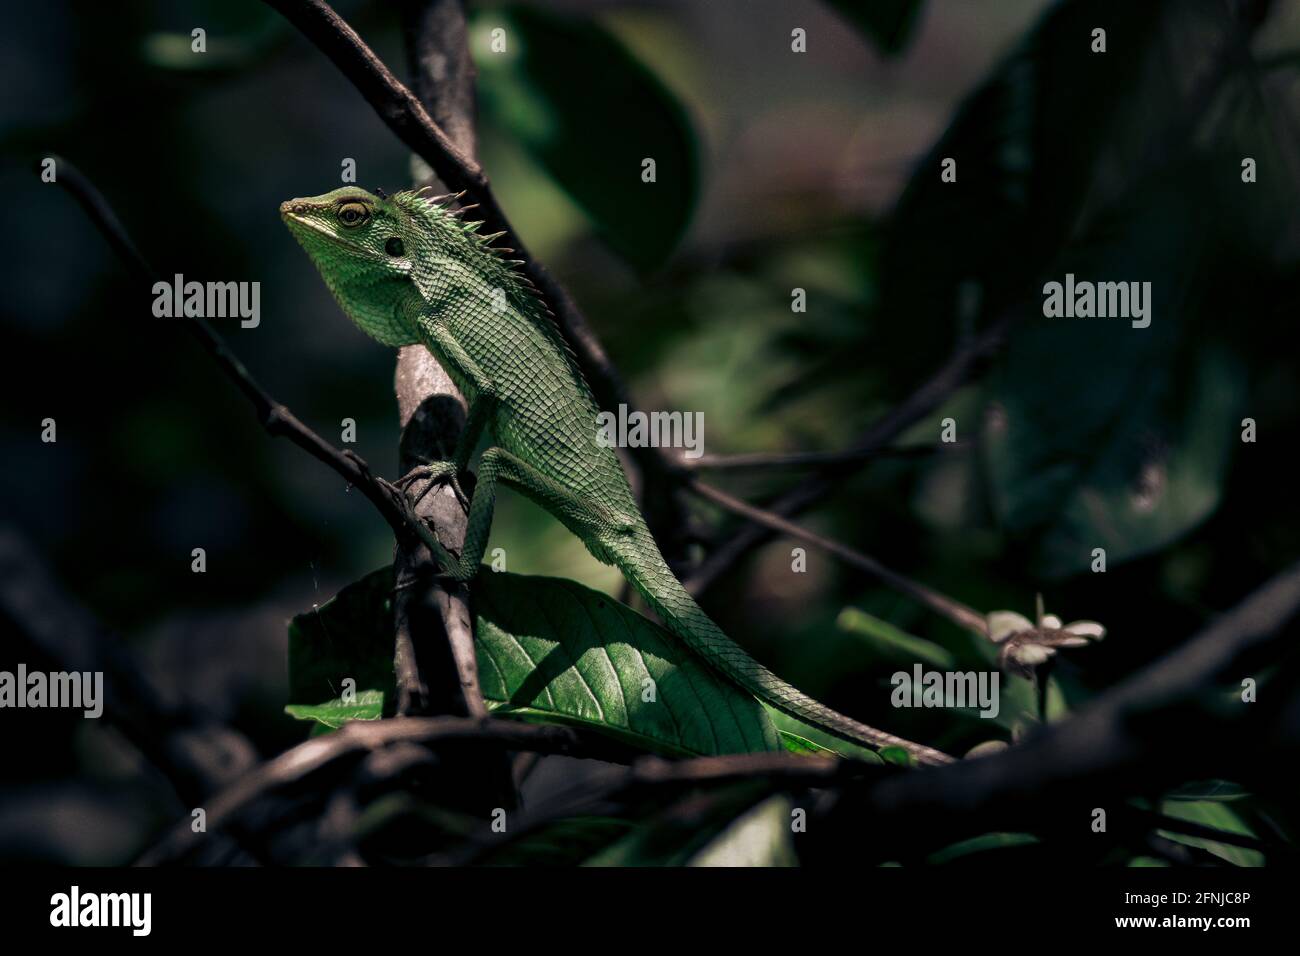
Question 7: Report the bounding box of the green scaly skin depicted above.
[281,186,952,767]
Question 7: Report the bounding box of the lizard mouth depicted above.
[280,204,357,250]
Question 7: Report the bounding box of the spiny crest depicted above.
[394,188,529,286]
[394,187,590,389]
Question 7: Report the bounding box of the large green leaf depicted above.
[875,0,1168,384]
[985,244,1246,578]
[474,571,780,756]
[475,5,698,271]
[287,568,781,758]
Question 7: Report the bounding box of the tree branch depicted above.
[687,479,988,636]
[817,559,1300,859]
[46,155,439,556]
[389,0,484,722]
[0,528,258,808]
[684,317,1011,595]
[466,561,1300,864]
[686,442,966,472]
[135,716,589,864]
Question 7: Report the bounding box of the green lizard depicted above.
[281,186,952,766]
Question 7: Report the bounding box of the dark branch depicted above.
[135,717,589,864]
[821,559,1300,859]
[46,155,437,555]
[0,528,258,807]
[389,0,485,723]
[688,479,988,635]
[687,442,966,472]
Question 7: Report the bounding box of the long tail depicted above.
[614,529,953,767]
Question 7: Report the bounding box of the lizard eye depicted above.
[385,237,405,257]
[337,201,369,228]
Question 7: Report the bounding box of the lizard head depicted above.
[280,186,421,346]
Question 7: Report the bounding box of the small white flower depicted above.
[985,595,1105,675]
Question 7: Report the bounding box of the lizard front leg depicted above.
[433,446,635,581]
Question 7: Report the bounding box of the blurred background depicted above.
[2,0,1299,864]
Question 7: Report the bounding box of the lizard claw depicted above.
[376,476,420,522]
[395,461,470,509]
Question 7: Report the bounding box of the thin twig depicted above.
[688,479,988,636]
[687,442,965,472]
[135,717,588,864]
[0,528,258,807]
[46,156,440,556]
[685,317,1011,595]
[832,560,1300,859]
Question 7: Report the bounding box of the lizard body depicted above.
[282,186,951,766]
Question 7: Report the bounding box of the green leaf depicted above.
[763,706,883,764]
[284,689,384,728]
[287,569,399,726]
[688,795,798,867]
[581,782,776,866]
[879,746,912,767]
[823,0,925,55]
[475,571,780,756]
[837,607,956,669]
[1158,800,1264,867]
[1165,780,1250,802]
[777,730,833,756]
[475,5,698,270]
[987,325,1245,577]
[286,568,781,757]
[928,832,1038,864]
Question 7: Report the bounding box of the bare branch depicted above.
[822,559,1300,858]
[390,0,484,722]
[688,479,988,635]
[687,442,966,472]
[685,317,1012,595]
[0,528,258,807]
[135,717,589,864]
[46,155,438,555]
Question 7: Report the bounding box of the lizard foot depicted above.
[395,461,469,510]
